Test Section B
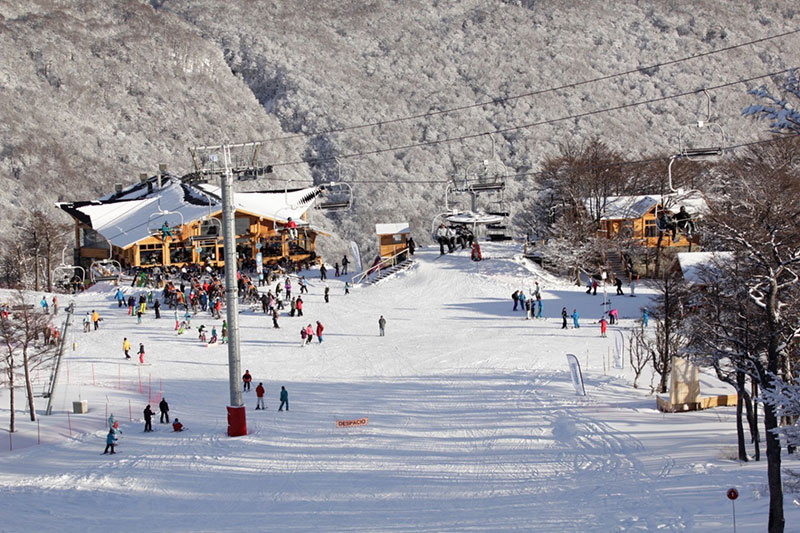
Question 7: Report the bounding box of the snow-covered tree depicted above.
[742,69,800,135]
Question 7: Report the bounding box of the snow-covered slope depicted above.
[1,243,797,531]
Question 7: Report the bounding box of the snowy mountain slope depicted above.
[1,242,797,531]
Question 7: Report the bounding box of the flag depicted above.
[350,241,362,273]
[566,353,586,396]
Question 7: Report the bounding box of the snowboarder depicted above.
[255,382,265,410]
[172,418,183,432]
[599,316,608,337]
[138,343,145,364]
[316,320,324,343]
[378,315,386,336]
[159,397,169,423]
[572,309,580,328]
[143,405,155,432]
[123,337,131,359]
[561,307,568,329]
[278,386,288,411]
[242,370,252,392]
[103,428,117,454]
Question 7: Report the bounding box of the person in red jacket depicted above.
[316,321,324,343]
[305,324,313,345]
[255,382,265,410]
[296,297,304,317]
[286,217,298,240]
[242,370,252,392]
[172,418,184,432]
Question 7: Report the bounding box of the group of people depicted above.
[511,282,543,319]
[104,398,183,455]
[243,371,289,411]
[435,224,474,255]
[122,337,147,363]
[656,205,696,241]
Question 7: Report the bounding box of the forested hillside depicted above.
[1,0,797,257]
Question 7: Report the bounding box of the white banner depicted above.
[566,353,586,396]
[256,252,263,274]
[350,241,362,273]
[613,330,624,369]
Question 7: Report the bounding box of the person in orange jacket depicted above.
[255,382,265,410]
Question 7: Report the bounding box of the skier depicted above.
[511,290,520,311]
[272,308,280,329]
[572,309,580,328]
[92,309,100,330]
[286,217,298,240]
[160,221,173,243]
[285,278,292,301]
[599,316,608,337]
[52,295,58,316]
[255,382,265,410]
[172,418,184,432]
[138,343,146,364]
[154,298,161,319]
[221,320,228,343]
[242,370,252,392]
[305,324,314,345]
[83,312,91,332]
[614,276,624,296]
[609,308,619,325]
[342,255,349,275]
[344,282,350,295]
[115,288,125,307]
[296,297,304,317]
[209,326,218,344]
[378,315,386,336]
[320,264,327,281]
[128,295,135,315]
[159,397,170,423]
[316,321,324,343]
[299,276,308,294]
[561,307,568,329]
[103,428,117,454]
[324,285,330,303]
[334,262,340,277]
[143,404,155,432]
[300,326,308,347]
[536,297,543,319]
[408,236,416,256]
[642,307,649,328]
[518,291,527,313]
[278,386,288,411]
[123,337,131,359]
[40,296,48,314]
[198,324,207,342]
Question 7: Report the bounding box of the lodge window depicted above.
[262,237,283,257]
[140,243,163,265]
[645,219,658,238]
[169,243,192,264]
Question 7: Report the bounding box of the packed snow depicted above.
[1,242,798,532]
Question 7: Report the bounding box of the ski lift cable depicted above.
[233,29,800,146]
[267,68,795,169]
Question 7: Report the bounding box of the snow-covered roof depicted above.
[375,223,410,235]
[58,177,323,249]
[586,191,708,221]
[677,251,733,284]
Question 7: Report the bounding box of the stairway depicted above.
[364,259,414,285]
[604,252,629,282]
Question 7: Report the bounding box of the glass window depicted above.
[169,243,192,264]
[140,243,163,265]
[392,234,404,243]
[645,219,658,238]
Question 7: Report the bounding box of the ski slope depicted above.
[1,243,798,532]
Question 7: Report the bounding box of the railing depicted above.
[351,248,410,285]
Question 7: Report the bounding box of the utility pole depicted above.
[219,146,246,436]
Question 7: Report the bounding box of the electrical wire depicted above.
[266,68,795,169]
[233,28,800,145]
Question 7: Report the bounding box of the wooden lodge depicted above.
[587,192,707,248]
[58,175,329,270]
[375,222,411,259]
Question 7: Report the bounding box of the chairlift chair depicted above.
[52,245,86,290]
[89,259,122,283]
[315,181,353,211]
[146,200,185,240]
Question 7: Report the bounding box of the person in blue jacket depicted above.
[103,428,117,454]
[115,288,125,307]
[572,308,580,328]
[278,386,289,411]
[642,307,649,328]
[40,296,49,314]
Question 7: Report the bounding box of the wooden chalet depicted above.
[586,191,707,248]
[58,175,329,269]
[375,223,411,259]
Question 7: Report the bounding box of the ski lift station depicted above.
[57,173,331,271]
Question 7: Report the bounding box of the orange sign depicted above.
[336,417,368,428]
